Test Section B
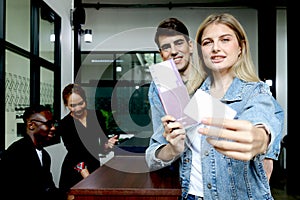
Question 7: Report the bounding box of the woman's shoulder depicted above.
[57,113,74,134]
[243,80,271,95]
[60,112,72,122]
[233,78,271,94]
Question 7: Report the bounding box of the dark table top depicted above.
[68,155,181,197]
[115,136,150,155]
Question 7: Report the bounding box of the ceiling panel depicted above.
[81,0,286,8]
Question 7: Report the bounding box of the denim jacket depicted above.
[145,77,284,200]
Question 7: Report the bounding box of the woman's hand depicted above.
[105,135,119,149]
[80,168,90,178]
[198,117,270,161]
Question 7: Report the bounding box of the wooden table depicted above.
[68,155,181,200]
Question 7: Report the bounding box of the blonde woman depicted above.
[146,14,283,200]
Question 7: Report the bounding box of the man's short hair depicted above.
[22,104,50,123]
[154,17,190,48]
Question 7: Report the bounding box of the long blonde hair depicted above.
[186,44,206,95]
[195,13,260,83]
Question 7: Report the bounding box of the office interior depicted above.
[1,0,296,198]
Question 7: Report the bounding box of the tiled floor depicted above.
[270,171,300,200]
[269,155,300,200]
[272,188,300,200]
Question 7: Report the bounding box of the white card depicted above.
[184,89,236,122]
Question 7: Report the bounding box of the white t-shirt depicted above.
[187,128,203,197]
[36,149,43,166]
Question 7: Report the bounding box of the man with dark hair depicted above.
[153,17,203,95]
[1,104,66,200]
[154,17,190,49]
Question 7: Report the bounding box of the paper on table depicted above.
[184,89,237,122]
[149,59,197,127]
[99,151,114,166]
[118,134,134,140]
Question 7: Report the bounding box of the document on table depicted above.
[149,59,197,127]
[99,151,114,166]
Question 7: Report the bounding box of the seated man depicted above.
[1,104,66,200]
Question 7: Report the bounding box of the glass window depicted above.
[6,0,30,51]
[5,50,30,148]
[40,67,54,110]
[2,1,62,151]
[115,53,134,80]
[79,51,159,139]
[39,7,55,63]
[80,51,159,83]
[40,66,60,145]
[155,53,163,63]
[81,53,114,83]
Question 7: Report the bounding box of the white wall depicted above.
[276,10,288,168]
[82,8,258,67]
[276,10,287,136]
[43,0,73,187]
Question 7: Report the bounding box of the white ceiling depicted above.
[82,0,235,3]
